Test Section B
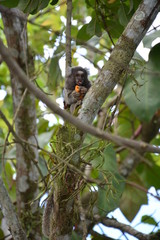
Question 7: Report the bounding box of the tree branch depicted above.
[100,217,148,240]
[0,177,27,240]
[65,0,72,70]
[0,38,160,155]
[78,0,160,124]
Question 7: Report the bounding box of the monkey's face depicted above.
[75,71,85,86]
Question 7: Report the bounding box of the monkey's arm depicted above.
[64,88,81,106]
[79,86,88,94]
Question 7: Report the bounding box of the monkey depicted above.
[64,67,91,112]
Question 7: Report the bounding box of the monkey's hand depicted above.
[79,86,88,94]
[72,90,81,100]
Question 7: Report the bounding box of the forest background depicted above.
[0,0,160,240]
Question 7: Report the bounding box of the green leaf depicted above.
[0,0,19,8]
[141,215,157,226]
[102,144,117,172]
[136,153,160,190]
[124,43,160,122]
[17,0,36,13]
[38,130,54,148]
[98,173,125,215]
[50,0,59,5]
[106,20,124,38]
[120,173,147,221]
[77,24,93,42]
[37,0,50,12]
[38,156,48,177]
[118,4,129,27]
[87,18,102,38]
[143,30,160,48]
[128,0,134,14]
[117,106,139,138]
[96,145,125,215]
[48,56,63,90]
[17,0,50,14]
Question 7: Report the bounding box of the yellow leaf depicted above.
[41,14,62,31]
[41,19,53,26]
[108,0,116,4]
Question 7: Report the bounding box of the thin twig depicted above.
[65,0,72,70]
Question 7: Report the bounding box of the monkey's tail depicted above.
[42,194,54,237]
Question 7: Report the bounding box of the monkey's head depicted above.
[65,66,90,90]
[75,70,85,86]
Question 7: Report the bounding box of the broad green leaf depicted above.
[77,24,93,42]
[124,43,160,122]
[102,144,117,172]
[17,0,50,14]
[87,18,102,38]
[96,145,125,215]
[128,0,134,14]
[36,0,50,13]
[118,4,129,27]
[38,156,48,176]
[106,20,123,38]
[0,0,19,8]
[117,106,139,138]
[136,153,160,190]
[38,119,50,134]
[141,215,157,226]
[48,56,63,90]
[98,173,125,215]
[38,130,54,148]
[143,30,160,48]
[120,173,147,221]
[18,0,38,13]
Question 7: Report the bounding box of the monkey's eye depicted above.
[81,74,84,78]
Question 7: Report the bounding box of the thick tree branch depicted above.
[1,7,41,239]
[0,38,160,155]
[78,0,160,124]
[0,177,27,240]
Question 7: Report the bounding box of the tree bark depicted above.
[1,6,41,239]
[78,0,160,124]
[0,176,27,240]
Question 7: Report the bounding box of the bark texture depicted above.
[78,0,160,124]
[1,7,40,240]
[0,177,27,240]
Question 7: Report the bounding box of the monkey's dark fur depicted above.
[64,67,91,112]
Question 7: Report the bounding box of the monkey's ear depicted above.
[66,66,72,77]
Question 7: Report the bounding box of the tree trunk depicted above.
[1,6,41,239]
